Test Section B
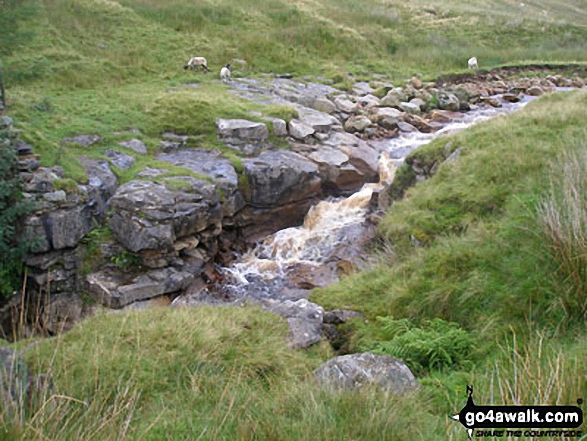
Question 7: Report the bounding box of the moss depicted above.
[52,178,80,193]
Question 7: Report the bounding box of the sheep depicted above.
[184,57,208,73]
[220,64,231,82]
[468,57,478,70]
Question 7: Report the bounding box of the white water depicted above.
[224,95,539,286]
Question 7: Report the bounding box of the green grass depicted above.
[1,306,447,440]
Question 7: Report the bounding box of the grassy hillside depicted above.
[2,0,587,184]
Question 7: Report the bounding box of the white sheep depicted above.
[468,57,478,70]
[184,56,208,73]
[220,64,231,82]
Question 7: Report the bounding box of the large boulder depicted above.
[25,205,94,252]
[79,158,119,220]
[436,92,460,111]
[108,179,222,253]
[321,132,379,182]
[243,150,321,207]
[375,107,403,130]
[314,352,418,394]
[307,146,364,194]
[216,119,269,155]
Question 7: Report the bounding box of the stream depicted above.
[174,92,544,307]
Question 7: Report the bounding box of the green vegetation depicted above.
[369,317,476,376]
[0,91,584,440]
[2,307,444,440]
[0,119,35,298]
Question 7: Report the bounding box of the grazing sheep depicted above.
[184,57,208,73]
[220,64,231,82]
[468,57,478,70]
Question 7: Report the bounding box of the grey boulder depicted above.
[314,352,418,394]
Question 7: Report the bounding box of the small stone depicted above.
[410,76,423,89]
[344,115,372,133]
[502,93,520,103]
[43,190,67,203]
[399,102,421,115]
[288,119,315,140]
[105,149,136,170]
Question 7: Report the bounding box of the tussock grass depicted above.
[537,149,587,319]
[0,307,451,440]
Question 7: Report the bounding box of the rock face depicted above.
[243,150,321,207]
[238,150,322,239]
[9,69,583,335]
[108,180,222,253]
[1,347,52,416]
[313,352,419,394]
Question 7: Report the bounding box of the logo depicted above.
[451,385,584,439]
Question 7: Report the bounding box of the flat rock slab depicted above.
[216,119,268,143]
[87,267,194,308]
[118,139,148,155]
[298,110,340,134]
[314,352,419,394]
[61,135,101,147]
[157,149,244,217]
[157,149,238,193]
